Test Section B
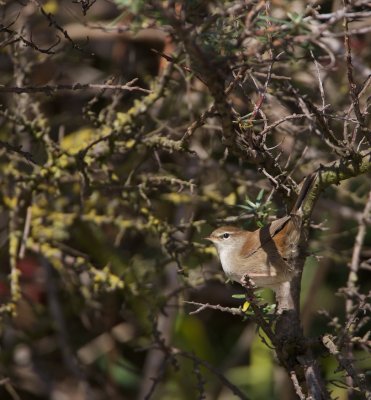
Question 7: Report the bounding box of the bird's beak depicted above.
[204,235,214,242]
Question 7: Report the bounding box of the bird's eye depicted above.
[221,233,230,239]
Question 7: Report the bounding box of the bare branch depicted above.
[0,80,151,95]
[184,301,245,316]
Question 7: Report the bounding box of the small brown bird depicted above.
[206,175,315,292]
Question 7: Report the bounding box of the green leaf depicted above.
[256,189,264,203]
[236,204,253,211]
[232,294,246,299]
[246,199,257,208]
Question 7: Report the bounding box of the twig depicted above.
[0,140,36,164]
[313,10,371,21]
[41,257,91,398]
[322,335,369,396]
[258,114,307,138]
[151,49,206,85]
[240,277,276,342]
[246,4,276,126]
[342,0,364,143]
[181,105,215,143]
[184,301,245,316]
[18,203,32,259]
[172,348,250,400]
[310,50,326,111]
[0,378,21,400]
[193,357,206,400]
[139,266,180,400]
[34,0,90,53]
[344,191,371,395]
[73,0,97,16]
[0,22,60,54]
[347,191,371,299]
[290,371,306,400]
[0,80,151,95]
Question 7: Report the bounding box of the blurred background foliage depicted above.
[0,0,370,399]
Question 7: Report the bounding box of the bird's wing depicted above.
[268,216,291,237]
[240,216,291,259]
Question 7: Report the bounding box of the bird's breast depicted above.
[218,247,242,282]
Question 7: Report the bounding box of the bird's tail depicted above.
[291,173,316,214]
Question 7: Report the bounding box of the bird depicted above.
[205,174,315,292]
